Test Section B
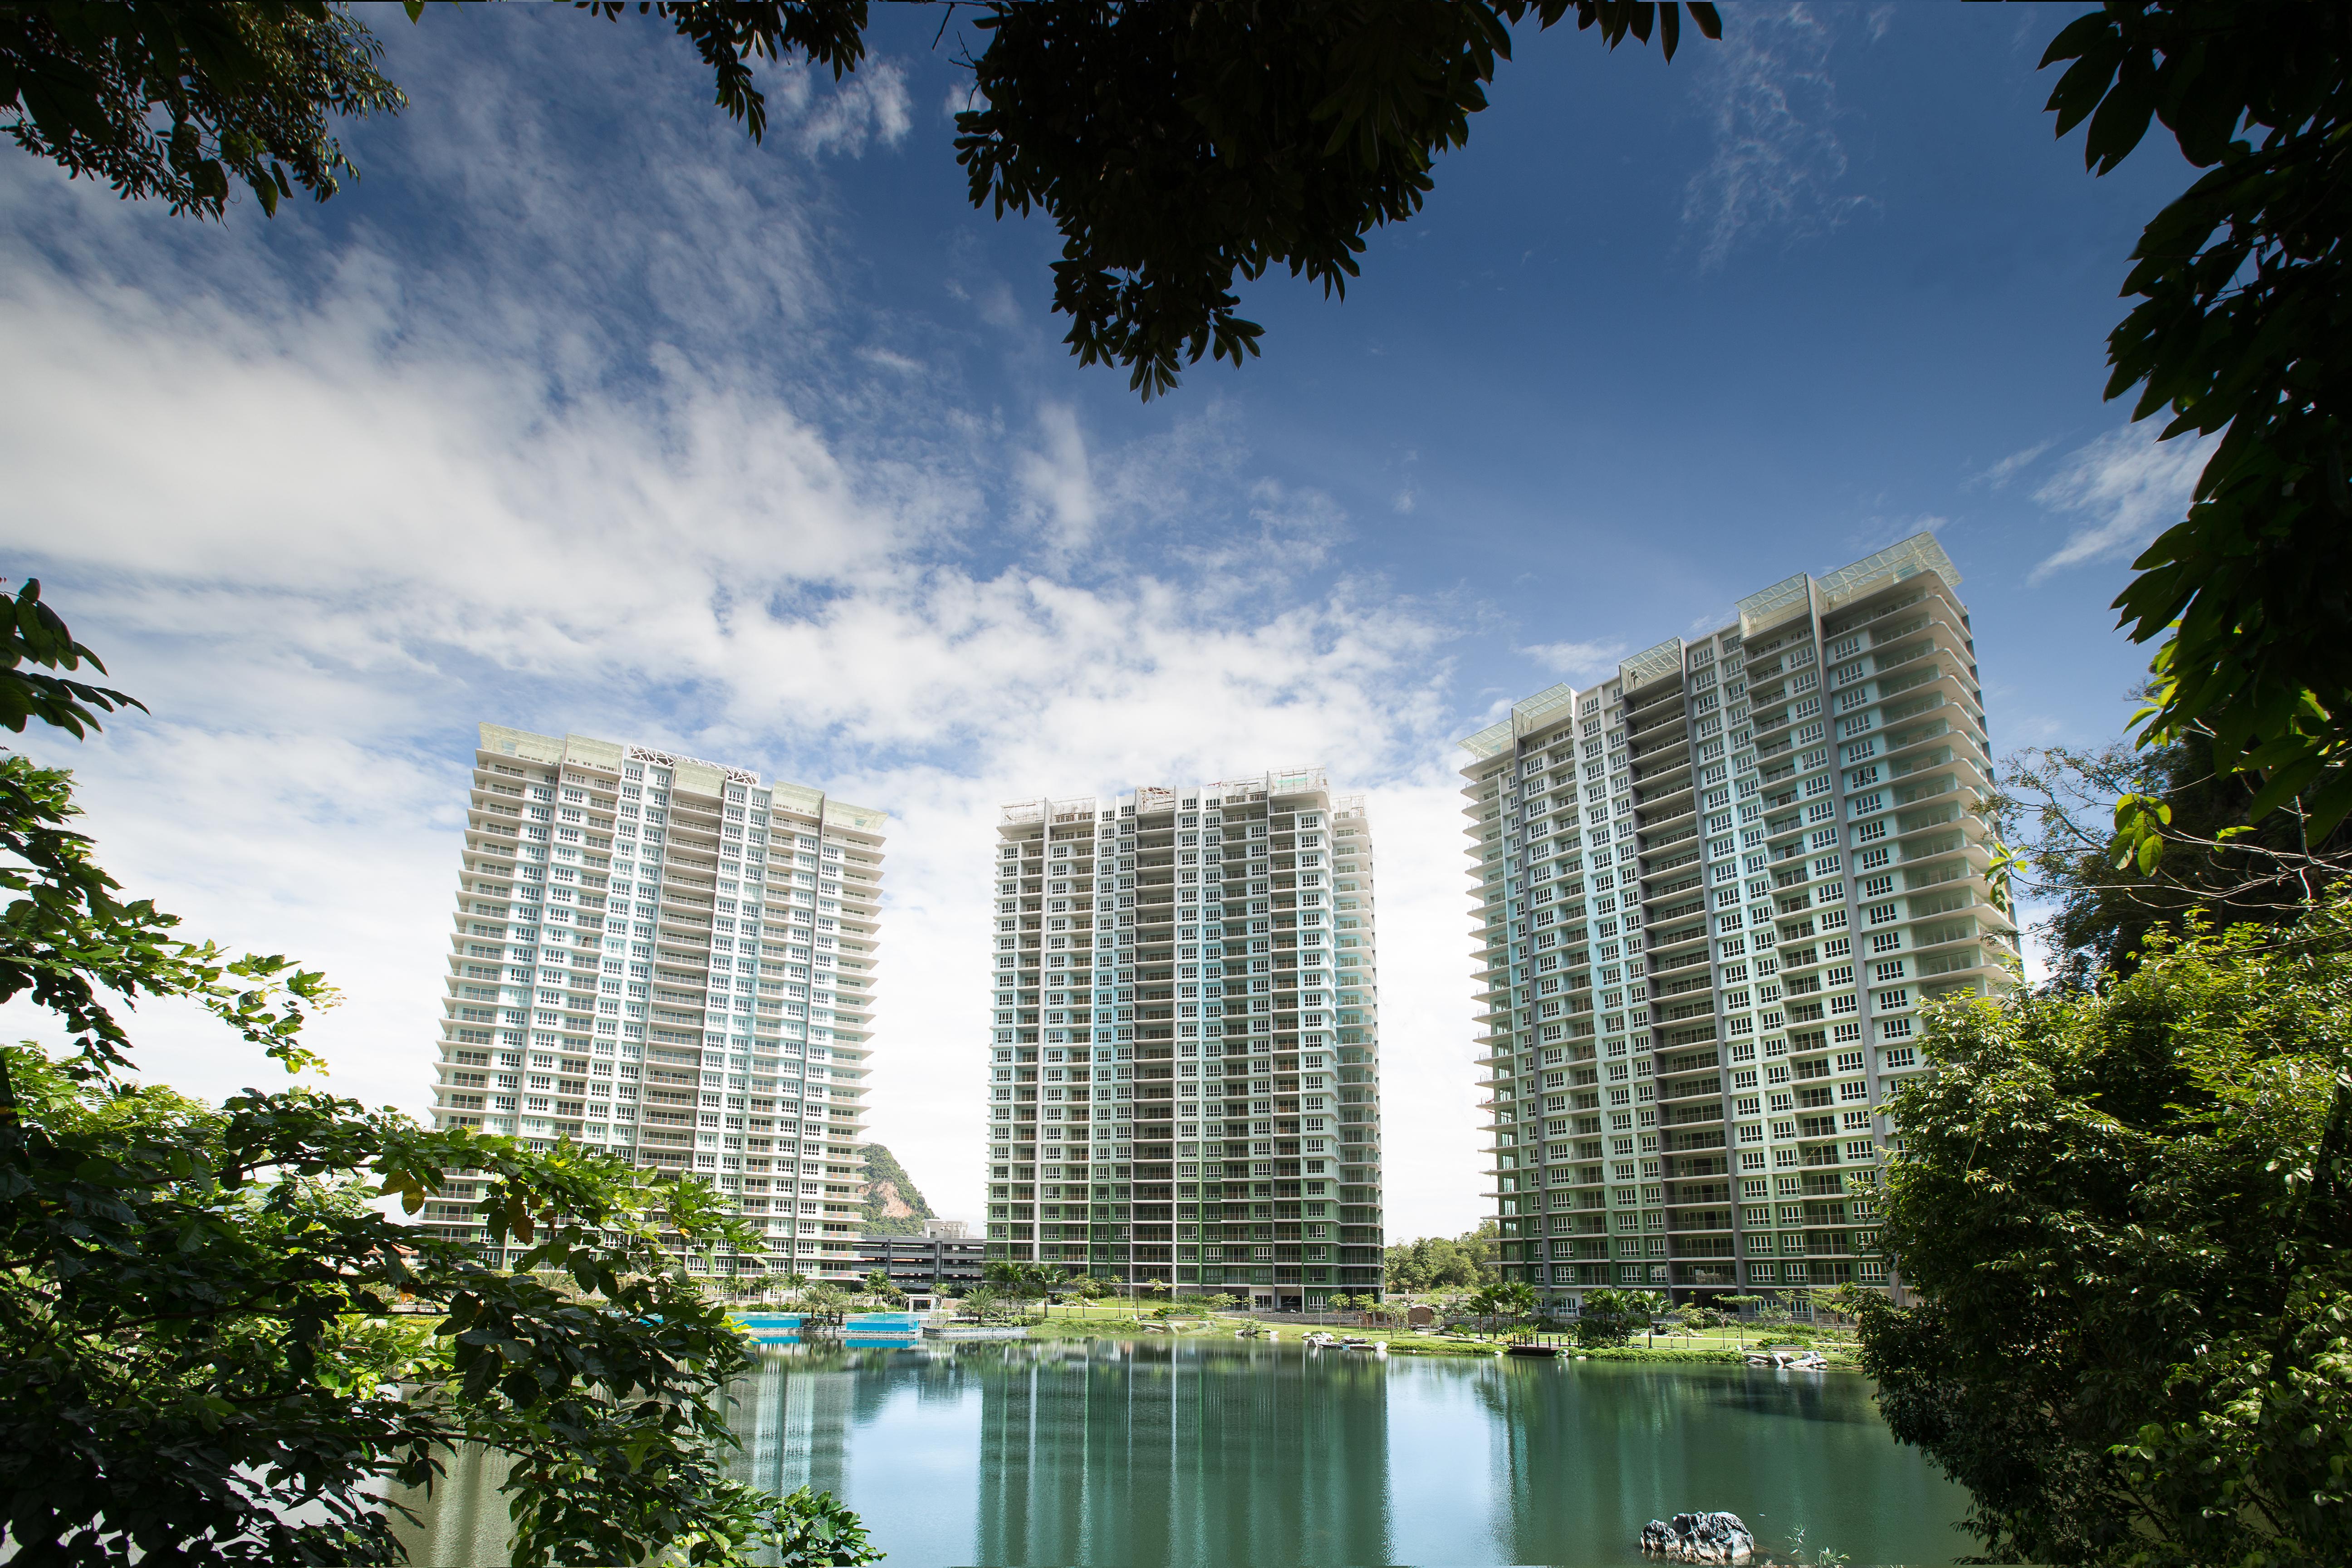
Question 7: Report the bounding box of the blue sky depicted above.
[0,2,2205,1238]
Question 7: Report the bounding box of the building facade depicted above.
[853,1233,988,1305]
[1459,536,2017,1310]
[982,769,1383,1310]
[424,723,886,1281]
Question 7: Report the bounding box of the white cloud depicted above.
[1967,437,2056,490]
[0,31,1493,1242]
[2029,423,2219,582]
[1681,2,1873,272]
[943,80,985,124]
[1240,479,1348,575]
[1520,639,1627,681]
[799,59,912,158]
[1014,402,1100,552]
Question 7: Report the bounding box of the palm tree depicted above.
[862,1268,905,1309]
[1635,1289,1672,1347]
[981,1259,1029,1317]
[1024,1264,1047,1318]
[985,1260,1069,1321]
[799,1281,850,1328]
[1460,1282,1536,1338]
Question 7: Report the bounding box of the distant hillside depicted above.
[861,1143,936,1235]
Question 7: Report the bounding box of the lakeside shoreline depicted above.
[967,1309,1864,1368]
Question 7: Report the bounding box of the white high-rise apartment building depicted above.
[1459,536,2017,1311]
[425,724,886,1282]
[982,769,1384,1311]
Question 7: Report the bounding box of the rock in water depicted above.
[1638,1511,1756,1563]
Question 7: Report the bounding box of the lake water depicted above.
[391,1338,1972,1566]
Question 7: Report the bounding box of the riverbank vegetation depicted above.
[1859,653,2352,1564]
[1859,902,2352,1567]
[0,588,878,1568]
[1023,1310,1499,1358]
[997,1302,1863,1367]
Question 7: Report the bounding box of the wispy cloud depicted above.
[1850,513,1949,554]
[1681,2,1873,272]
[1966,438,2056,490]
[1014,402,1100,552]
[799,58,912,157]
[1521,639,1627,682]
[2029,423,2219,582]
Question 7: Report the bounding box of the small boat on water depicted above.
[1745,1348,1828,1370]
[1339,1337,1386,1355]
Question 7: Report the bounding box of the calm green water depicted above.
[392,1338,1971,1567]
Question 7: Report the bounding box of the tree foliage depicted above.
[1857,903,2352,1568]
[1467,1277,1538,1325]
[982,1259,1072,1318]
[0,0,403,217]
[952,0,1718,397]
[2040,2,2352,834]
[857,1140,935,1235]
[576,1,867,144]
[0,590,877,1567]
[0,579,142,740]
[1995,735,2352,991]
[1572,1287,1662,1348]
[1383,1220,1499,1294]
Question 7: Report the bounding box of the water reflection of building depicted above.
[726,1348,862,1500]
[973,1342,1391,1568]
[1470,1357,1938,1565]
